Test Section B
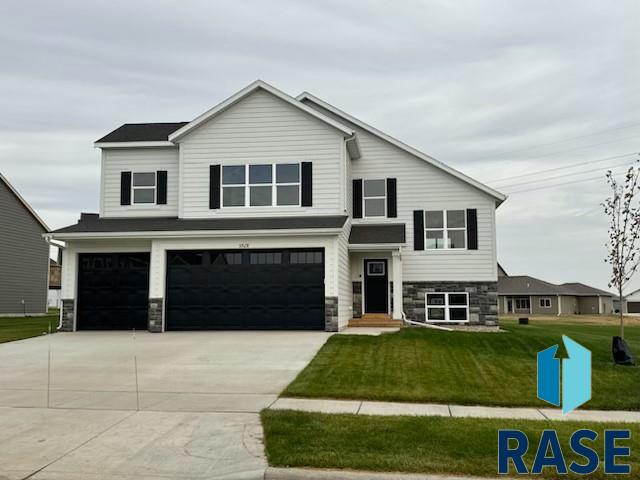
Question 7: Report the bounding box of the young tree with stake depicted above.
[603,160,640,343]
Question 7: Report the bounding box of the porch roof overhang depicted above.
[349,223,405,247]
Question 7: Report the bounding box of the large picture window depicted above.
[425,210,466,249]
[515,297,530,310]
[222,163,300,207]
[363,179,386,217]
[132,172,156,204]
[425,292,469,322]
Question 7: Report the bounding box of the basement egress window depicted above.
[426,292,469,322]
[132,172,156,204]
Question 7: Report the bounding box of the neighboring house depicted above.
[50,80,505,332]
[622,289,640,313]
[48,258,62,309]
[498,274,614,315]
[0,173,49,315]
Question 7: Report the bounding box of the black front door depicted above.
[364,259,388,313]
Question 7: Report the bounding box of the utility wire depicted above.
[505,168,629,195]
[488,152,639,185]
[479,120,640,159]
[496,160,636,190]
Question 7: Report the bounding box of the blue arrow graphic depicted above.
[537,344,560,406]
[562,335,591,415]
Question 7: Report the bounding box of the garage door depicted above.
[166,249,325,330]
[77,253,150,330]
[628,302,640,313]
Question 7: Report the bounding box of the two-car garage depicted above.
[75,249,325,331]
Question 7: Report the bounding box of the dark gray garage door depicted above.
[166,249,324,330]
[77,253,150,330]
[628,302,640,313]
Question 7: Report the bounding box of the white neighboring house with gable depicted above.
[49,80,506,332]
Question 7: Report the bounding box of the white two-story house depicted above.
[50,80,506,332]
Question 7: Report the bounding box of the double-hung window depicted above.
[425,210,466,249]
[539,298,551,308]
[426,292,469,322]
[132,172,156,204]
[222,164,300,207]
[363,179,386,217]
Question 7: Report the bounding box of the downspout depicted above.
[557,294,561,316]
[43,234,65,330]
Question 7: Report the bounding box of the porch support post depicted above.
[392,250,403,320]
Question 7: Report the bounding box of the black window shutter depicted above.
[386,178,397,218]
[120,171,131,206]
[413,210,424,250]
[156,170,167,205]
[210,165,221,209]
[353,179,363,218]
[301,162,313,207]
[467,209,478,250]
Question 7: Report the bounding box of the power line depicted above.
[488,152,639,185]
[497,160,636,190]
[500,134,639,161]
[479,120,640,159]
[505,168,630,195]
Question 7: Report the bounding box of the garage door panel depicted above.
[166,249,325,330]
[77,253,150,330]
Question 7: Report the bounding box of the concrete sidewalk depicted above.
[270,397,640,423]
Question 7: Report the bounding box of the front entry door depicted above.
[364,259,388,313]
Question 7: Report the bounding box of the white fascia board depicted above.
[51,228,344,241]
[348,243,403,251]
[297,91,507,206]
[0,173,50,231]
[94,141,176,148]
[168,80,354,143]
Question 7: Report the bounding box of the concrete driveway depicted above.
[0,331,331,480]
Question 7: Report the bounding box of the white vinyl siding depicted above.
[180,89,345,218]
[302,100,498,282]
[101,148,178,217]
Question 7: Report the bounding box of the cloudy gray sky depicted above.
[1,0,638,292]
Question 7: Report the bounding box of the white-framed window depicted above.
[425,210,466,249]
[222,163,301,207]
[515,297,530,310]
[425,292,469,322]
[367,261,386,276]
[132,172,156,204]
[363,179,386,217]
[539,298,551,308]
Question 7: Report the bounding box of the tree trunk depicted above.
[619,285,625,339]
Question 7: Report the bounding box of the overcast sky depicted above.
[1,0,638,292]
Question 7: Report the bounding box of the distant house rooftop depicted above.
[498,275,613,297]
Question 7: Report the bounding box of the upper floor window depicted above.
[425,210,466,249]
[363,179,386,217]
[222,164,300,207]
[132,172,156,204]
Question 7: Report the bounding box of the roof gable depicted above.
[297,92,506,205]
[0,174,49,232]
[168,80,355,143]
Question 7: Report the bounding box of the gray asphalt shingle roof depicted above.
[52,214,348,234]
[498,275,613,297]
[95,123,188,143]
[348,224,406,244]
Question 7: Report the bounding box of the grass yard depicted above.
[0,310,58,343]
[262,410,639,479]
[283,318,640,410]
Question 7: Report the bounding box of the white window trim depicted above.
[362,178,387,218]
[425,292,469,323]
[539,297,552,308]
[131,171,157,205]
[221,163,301,208]
[424,209,467,250]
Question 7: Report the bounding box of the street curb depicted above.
[265,467,506,480]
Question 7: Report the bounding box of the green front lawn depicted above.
[262,410,639,479]
[0,311,58,343]
[283,319,640,410]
